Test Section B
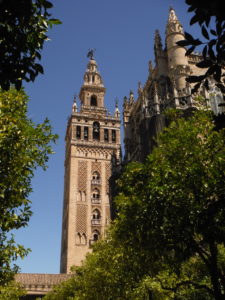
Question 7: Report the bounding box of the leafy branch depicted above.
[176,0,225,96]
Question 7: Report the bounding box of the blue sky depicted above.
[15,0,201,274]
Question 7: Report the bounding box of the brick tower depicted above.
[60,53,121,273]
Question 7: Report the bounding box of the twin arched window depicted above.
[92,188,100,199]
[92,171,100,180]
[92,209,101,220]
[76,233,87,245]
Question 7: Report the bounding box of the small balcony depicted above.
[91,197,101,204]
[91,179,101,185]
[91,219,101,225]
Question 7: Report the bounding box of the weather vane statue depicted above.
[87,48,96,60]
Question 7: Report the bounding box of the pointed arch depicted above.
[92,230,100,242]
[81,233,87,245]
[76,232,81,244]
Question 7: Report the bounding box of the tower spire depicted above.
[154,30,162,50]
[168,7,179,23]
[166,7,183,35]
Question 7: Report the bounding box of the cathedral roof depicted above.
[15,273,73,295]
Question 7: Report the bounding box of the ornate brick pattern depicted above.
[105,162,111,193]
[76,205,87,233]
[78,161,87,191]
[91,161,101,176]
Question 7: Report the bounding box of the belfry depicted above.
[60,54,121,272]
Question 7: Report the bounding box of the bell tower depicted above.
[60,53,121,273]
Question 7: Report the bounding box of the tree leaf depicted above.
[184,32,194,42]
[176,40,191,47]
[185,45,195,56]
[201,25,209,40]
[196,60,213,68]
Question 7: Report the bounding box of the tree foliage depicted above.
[0,89,57,284]
[43,111,225,300]
[0,281,26,299]
[44,236,143,300]
[176,0,225,95]
[0,0,61,90]
[114,111,225,299]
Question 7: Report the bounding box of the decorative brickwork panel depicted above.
[76,205,87,233]
[91,161,101,176]
[78,161,87,191]
[105,163,111,193]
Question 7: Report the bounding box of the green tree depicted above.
[43,111,225,300]
[0,281,26,299]
[44,235,143,300]
[0,0,61,90]
[0,89,57,284]
[114,111,225,299]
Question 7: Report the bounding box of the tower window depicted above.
[93,230,100,241]
[91,95,97,106]
[92,75,95,82]
[92,188,100,198]
[112,130,116,142]
[92,171,101,185]
[92,188,100,203]
[92,171,100,180]
[93,122,100,140]
[76,126,81,139]
[84,127,89,140]
[104,129,109,141]
[91,209,101,225]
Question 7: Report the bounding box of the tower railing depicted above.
[91,197,101,204]
[91,179,101,185]
[91,219,101,225]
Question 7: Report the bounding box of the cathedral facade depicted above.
[60,56,121,272]
[123,8,224,163]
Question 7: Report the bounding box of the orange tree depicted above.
[114,111,225,300]
[0,89,57,284]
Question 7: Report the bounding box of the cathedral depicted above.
[15,7,224,298]
[123,7,224,163]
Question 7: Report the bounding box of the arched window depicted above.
[92,188,100,199]
[112,129,116,142]
[92,230,100,242]
[93,122,100,140]
[92,209,101,219]
[91,95,97,106]
[76,126,81,139]
[82,191,86,202]
[92,171,100,180]
[81,233,87,245]
[92,188,100,203]
[77,191,82,202]
[76,233,81,244]
[104,129,109,141]
[84,127,89,140]
[92,209,101,225]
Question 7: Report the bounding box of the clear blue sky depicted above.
[15,0,201,274]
